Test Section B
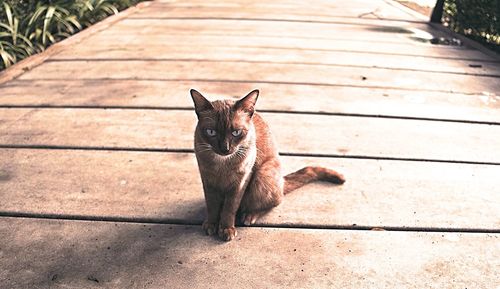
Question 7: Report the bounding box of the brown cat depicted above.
[191,89,345,241]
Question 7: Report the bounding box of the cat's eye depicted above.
[205,129,217,137]
[232,129,242,137]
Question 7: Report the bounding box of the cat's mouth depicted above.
[215,149,234,156]
[214,145,235,156]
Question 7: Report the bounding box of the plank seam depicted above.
[44,58,500,78]
[8,78,489,95]
[1,145,499,166]
[129,11,430,25]
[125,16,429,26]
[1,105,499,126]
[0,212,498,234]
[52,44,493,62]
[89,31,458,46]
[51,41,478,51]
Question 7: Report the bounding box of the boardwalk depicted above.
[1,0,499,288]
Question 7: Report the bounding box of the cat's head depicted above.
[190,89,259,156]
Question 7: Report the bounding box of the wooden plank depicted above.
[1,108,500,163]
[17,61,500,94]
[2,80,499,124]
[1,218,498,288]
[84,32,486,61]
[95,18,436,43]
[140,0,428,21]
[133,2,420,22]
[89,18,495,61]
[52,45,500,76]
[1,149,499,229]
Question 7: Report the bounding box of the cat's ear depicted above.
[235,89,259,117]
[190,89,213,116]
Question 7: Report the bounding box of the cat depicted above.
[190,89,345,241]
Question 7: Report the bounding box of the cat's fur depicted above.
[191,89,345,241]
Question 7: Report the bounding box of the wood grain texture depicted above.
[1,108,499,163]
[2,80,499,123]
[1,149,499,229]
[52,45,500,76]
[17,60,500,95]
[1,0,499,287]
[1,218,498,289]
[79,32,491,62]
[89,18,495,61]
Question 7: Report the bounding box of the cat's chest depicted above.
[199,147,256,188]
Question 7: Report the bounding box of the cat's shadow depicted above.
[19,201,219,287]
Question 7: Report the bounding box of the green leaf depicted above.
[0,46,16,68]
[42,6,56,45]
[3,2,14,28]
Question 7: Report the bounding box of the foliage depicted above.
[0,0,146,70]
[443,0,499,53]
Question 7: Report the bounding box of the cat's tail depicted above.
[283,166,345,195]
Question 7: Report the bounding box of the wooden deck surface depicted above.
[0,0,499,288]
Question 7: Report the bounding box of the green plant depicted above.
[443,0,499,53]
[0,0,146,70]
[0,2,37,68]
[77,0,119,27]
[26,1,82,46]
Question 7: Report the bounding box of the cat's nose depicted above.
[220,146,230,154]
[220,143,230,154]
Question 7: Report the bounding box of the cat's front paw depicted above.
[202,220,217,236]
[218,226,237,241]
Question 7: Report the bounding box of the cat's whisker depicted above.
[195,143,212,147]
[195,142,214,154]
[234,148,248,161]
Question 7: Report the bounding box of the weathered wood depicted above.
[85,20,443,44]
[0,108,497,162]
[1,108,499,163]
[52,45,500,76]
[1,218,498,289]
[18,61,500,95]
[91,18,495,61]
[97,18,432,42]
[0,0,498,287]
[146,0,422,18]
[1,149,499,229]
[2,80,499,123]
[133,2,421,22]
[84,32,488,61]
[95,19,457,46]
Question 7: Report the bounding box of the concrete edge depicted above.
[0,1,153,85]
[385,0,500,61]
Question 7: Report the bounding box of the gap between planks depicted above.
[52,43,486,62]
[125,16,429,26]
[6,78,491,95]
[85,30,453,45]
[1,144,499,166]
[1,105,499,126]
[0,212,498,234]
[44,58,500,78]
